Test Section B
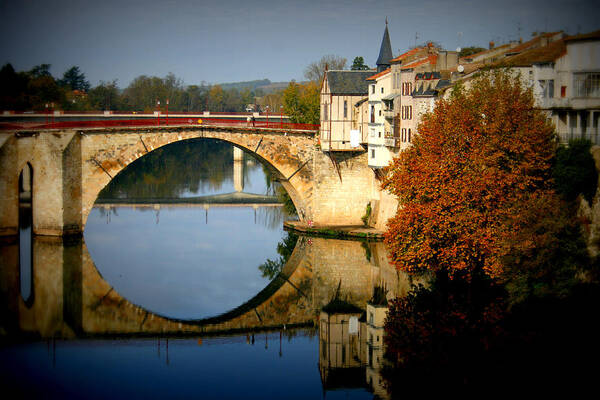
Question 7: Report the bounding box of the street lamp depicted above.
[156,99,160,126]
[166,99,169,125]
[266,105,269,128]
[280,105,283,128]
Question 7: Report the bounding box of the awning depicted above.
[381,93,400,101]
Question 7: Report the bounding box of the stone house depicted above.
[319,70,374,151]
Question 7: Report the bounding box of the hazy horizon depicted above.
[1,0,596,88]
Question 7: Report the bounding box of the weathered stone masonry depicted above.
[0,125,381,237]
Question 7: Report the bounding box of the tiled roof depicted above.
[447,62,485,74]
[366,68,391,81]
[565,30,600,42]
[459,43,512,62]
[390,47,425,63]
[401,54,438,70]
[506,31,562,54]
[325,70,375,94]
[498,39,566,67]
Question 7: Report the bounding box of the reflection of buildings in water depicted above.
[317,301,391,399]
[366,303,388,398]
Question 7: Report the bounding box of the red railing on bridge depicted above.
[0,117,319,132]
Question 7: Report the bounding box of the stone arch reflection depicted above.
[19,162,34,308]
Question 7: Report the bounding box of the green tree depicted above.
[459,46,486,58]
[208,85,225,112]
[88,80,121,110]
[0,63,29,110]
[552,138,598,203]
[27,75,65,110]
[59,66,91,92]
[282,81,319,124]
[28,64,52,78]
[351,56,370,70]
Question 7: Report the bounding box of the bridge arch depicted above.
[80,126,316,231]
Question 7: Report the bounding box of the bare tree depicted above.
[304,55,347,83]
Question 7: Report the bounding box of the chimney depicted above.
[489,41,495,49]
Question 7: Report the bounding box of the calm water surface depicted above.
[1,140,398,399]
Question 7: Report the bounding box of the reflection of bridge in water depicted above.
[0,235,414,338]
[94,192,283,209]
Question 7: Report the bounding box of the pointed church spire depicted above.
[376,20,393,73]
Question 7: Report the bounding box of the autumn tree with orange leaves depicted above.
[382,70,560,280]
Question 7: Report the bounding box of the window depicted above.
[381,87,384,94]
[324,103,328,121]
[574,73,600,98]
[402,106,412,120]
[371,105,375,123]
[371,84,375,94]
[378,132,381,138]
[408,128,411,142]
[539,80,555,98]
[561,86,566,97]
[343,100,348,118]
[371,149,375,158]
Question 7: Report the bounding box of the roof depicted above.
[376,24,393,69]
[447,62,485,74]
[565,30,600,42]
[390,44,434,63]
[355,98,368,107]
[435,79,452,90]
[401,54,438,70]
[498,39,566,67]
[382,93,400,101]
[325,70,374,94]
[505,31,562,55]
[366,68,390,81]
[459,43,512,62]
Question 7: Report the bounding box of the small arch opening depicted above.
[19,163,34,307]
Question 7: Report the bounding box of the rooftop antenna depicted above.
[414,31,419,48]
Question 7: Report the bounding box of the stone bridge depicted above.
[0,124,377,237]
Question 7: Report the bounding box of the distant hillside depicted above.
[216,79,294,94]
[218,79,271,91]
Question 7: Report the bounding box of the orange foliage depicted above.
[382,70,557,278]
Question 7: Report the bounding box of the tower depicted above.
[376,19,393,73]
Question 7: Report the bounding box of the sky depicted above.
[0,0,597,88]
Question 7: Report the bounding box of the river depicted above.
[0,139,409,399]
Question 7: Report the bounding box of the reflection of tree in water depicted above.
[258,232,299,280]
[98,139,263,200]
[382,270,600,392]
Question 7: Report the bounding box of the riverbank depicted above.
[284,220,384,240]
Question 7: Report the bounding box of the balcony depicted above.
[384,137,399,147]
[383,110,395,119]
